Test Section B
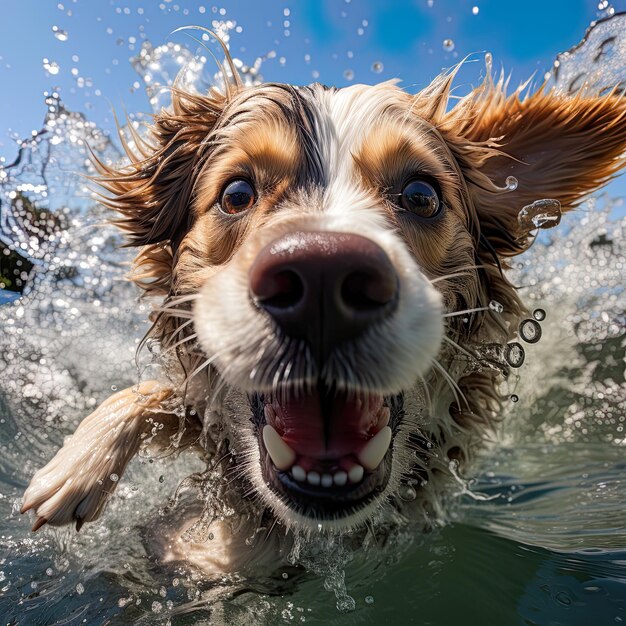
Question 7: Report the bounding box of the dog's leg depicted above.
[21,381,181,532]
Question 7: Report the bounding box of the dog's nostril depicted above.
[255,269,304,310]
[341,271,397,312]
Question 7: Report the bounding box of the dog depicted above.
[21,55,626,572]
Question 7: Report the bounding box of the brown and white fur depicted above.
[21,59,626,573]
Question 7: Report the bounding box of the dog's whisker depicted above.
[263,516,281,544]
[163,317,195,342]
[441,335,478,362]
[154,308,195,319]
[417,374,433,415]
[165,293,200,306]
[443,306,489,318]
[429,264,486,284]
[180,347,230,389]
[161,333,198,356]
[430,358,470,412]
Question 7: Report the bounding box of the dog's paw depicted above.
[21,450,122,531]
[21,382,170,532]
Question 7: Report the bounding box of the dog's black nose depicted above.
[249,231,398,364]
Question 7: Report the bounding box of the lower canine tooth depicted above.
[358,426,392,471]
[307,471,320,486]
[348,464,364,483]
[262,425,296,471]
[321,474,333,487]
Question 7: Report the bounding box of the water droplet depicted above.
[111,384,117,391]
[510,394,519,402]
[110,473,119,482]
[504,342,525,368]
[519,319,542,344]
[371,61,384,74]
[505,176,518,191]
[442,39,455,52]
[533,308,546,321]
[158,475,164,483]
[152,601,163,613]
[75,583,84,595]
[489,299,504,313]
[52,26,68,41]
[46,568,54,576]
[517,198,562,231]
[472,5,479,14]
[282,572,289,579]
[208,532,214,540]
[42,59,60,75]
[343,69,354,81]
[485,52,493,74]
[365,595,375,605]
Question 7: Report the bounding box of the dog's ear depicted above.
[94,89,228,247]
[91,88,229,293]
[435,77,626,256]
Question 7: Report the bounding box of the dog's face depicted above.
[96,72,626,532]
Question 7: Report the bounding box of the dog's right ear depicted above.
[92,88,229,293]
[95,88,229,247]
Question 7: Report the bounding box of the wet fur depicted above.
[22,58,626,566]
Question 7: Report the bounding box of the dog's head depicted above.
[96,67,626,532]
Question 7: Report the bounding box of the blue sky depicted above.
[1,0,625,197]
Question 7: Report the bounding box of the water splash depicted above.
[519,319,542,344]
[518,198,562,231]
[505,176,518,191]
[51,26,68,42]
[130,30,266,112]
[504,195,625,446]
[488,299,504,313]
[504,342,525,368]
[42,58,60,75]
[547,12,626,95]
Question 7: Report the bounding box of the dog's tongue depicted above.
[267,389,385,459]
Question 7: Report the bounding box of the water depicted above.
[1,11,626,626]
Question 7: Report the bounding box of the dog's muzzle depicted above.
[247,231,400,520]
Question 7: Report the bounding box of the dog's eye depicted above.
[219,179,256,215]
[400,179,441,218]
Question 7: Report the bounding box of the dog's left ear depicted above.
[437,81,626,256]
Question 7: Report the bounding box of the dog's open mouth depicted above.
[250,384,402,519]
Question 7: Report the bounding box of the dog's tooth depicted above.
[262,425,295,471]
[307,471,320,486]
[357,426,392,471]
[333,471,348,486]
[264,404,275,423]
[348,464,364,484]
[321,474,333,488]
[380,406,390,427]
[292,465,306,482]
